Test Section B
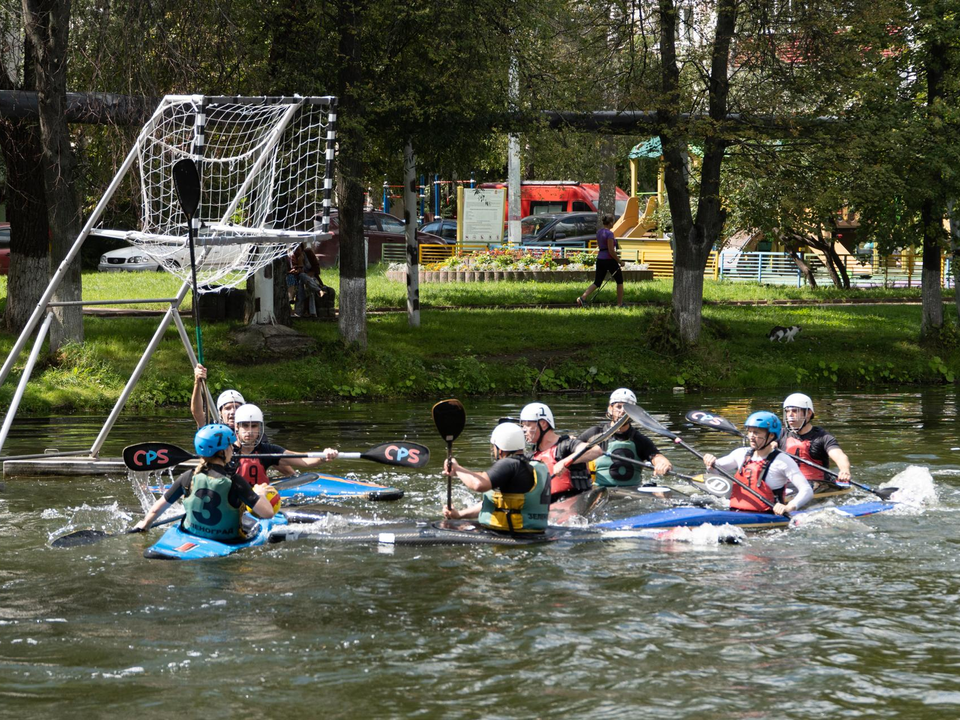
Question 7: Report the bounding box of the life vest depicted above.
[236,456,269,485]
[534,440,592,499]
[730,450,783,513]
[783,434,825,482]
[594,436,642,487]
[182,471,243,540]
[479,459,550,534]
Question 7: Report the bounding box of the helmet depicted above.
[782,393,814,413]
[194,423,237,457]
[234,403,264,425]
[490,423,526,452]
[520,402,555,429]
[609,388,637,405]
[216,389,245,411]
[744,411,782,436]
[234,404,265,444]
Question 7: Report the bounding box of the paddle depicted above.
[684,409,897,500]
[546,413,630,486]
[432,399,466,511]
[600,451,731,498]
[122,441,431,473]
[623,403,787,517]
[49,470,346,548]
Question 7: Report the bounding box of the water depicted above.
[1,389,959,718]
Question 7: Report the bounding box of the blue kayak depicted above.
[150,472,404,502]
[279,472,404,501]
[597,501,898,531]
[144,514,289,560]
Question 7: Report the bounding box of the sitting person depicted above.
[131,424,274,541]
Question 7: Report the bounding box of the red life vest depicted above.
[731,450,782,512]
[237,456,268,486]
[534,444,573,497]
[783,435,825,482]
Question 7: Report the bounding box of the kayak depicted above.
[149,472,404,502]
[142,506,354,560]
[597,500,898,531]
[144,514,289,560]
[279,472,404,502]
[268,518,733,547]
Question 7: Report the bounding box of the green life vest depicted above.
[594,436,643,487]
[182,470,243,540]
[479,458,550,533]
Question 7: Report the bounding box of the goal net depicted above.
[95,95,337,290]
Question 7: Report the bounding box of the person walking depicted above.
[576,215,624,308]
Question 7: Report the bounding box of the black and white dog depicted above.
[768,325,801,343]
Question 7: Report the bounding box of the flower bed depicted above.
[386,248,653,283]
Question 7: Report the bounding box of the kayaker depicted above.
[232,403,339,485]
[442,422,549,534]
[131,423,275,540]
[578,388,672,487]
[702,411,813,515]
[190,364,244,429]
[520,402,593,503]
[780,392,853,491]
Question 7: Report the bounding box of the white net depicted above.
[96,95,337,291]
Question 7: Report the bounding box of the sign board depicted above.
[457,187,505,245]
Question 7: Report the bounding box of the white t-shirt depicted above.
[714,447,813,509]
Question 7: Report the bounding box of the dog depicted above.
[768,325,801,343]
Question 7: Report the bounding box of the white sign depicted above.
[458,188,505,244]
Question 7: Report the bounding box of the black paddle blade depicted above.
[432,399,466,443]
[623,403,677,440]
[172,158,202,217]
[874,486,898,500]
[50,528,115,548]
[361,442,430,469]
[122,442,195,471]
[685,410,743,436]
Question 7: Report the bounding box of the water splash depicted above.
[884,465,938,510]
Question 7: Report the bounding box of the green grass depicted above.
[0,267,956,413]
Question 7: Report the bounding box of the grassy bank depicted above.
[0,267,957,413]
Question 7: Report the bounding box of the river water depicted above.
[1,389,958,718]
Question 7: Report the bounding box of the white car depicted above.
[98,243,187,272]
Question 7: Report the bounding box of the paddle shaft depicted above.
[778,450,892,498]
[546,414,629,485]
[446,441,453,511]
[602,452,707,486]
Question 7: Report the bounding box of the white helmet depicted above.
[234,403,264,425]
[782,393,814,413]
[216,389,245,411]
[234,403,264,444]
[490,423,526,452]
[520,402,555,429]
[609,388,637,405]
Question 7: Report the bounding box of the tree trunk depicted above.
[658,0,736,344]
[403,140,420,327]
[335,0,367,349]
[23,0,83,351]
[920,198,944,337]
[598,136,617,227]
[786,248,818,288]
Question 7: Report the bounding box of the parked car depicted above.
[98,235,235,273]
[0,223,9,275]
[313,211,448,267]
[519,212,598,249]
[419,218,458,242]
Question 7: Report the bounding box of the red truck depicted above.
[480,181,630,219]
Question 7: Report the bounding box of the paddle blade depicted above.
[688,473,734,498]
[685,410,743,436]
[50,528,115,548]
[172,158,202,217]
[623,403,677,440]
[122,442,195,471]
[360,442,430,469]
[432,399,466,443]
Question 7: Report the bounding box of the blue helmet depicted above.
[194,423,237,457]
[744,411,781,436]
